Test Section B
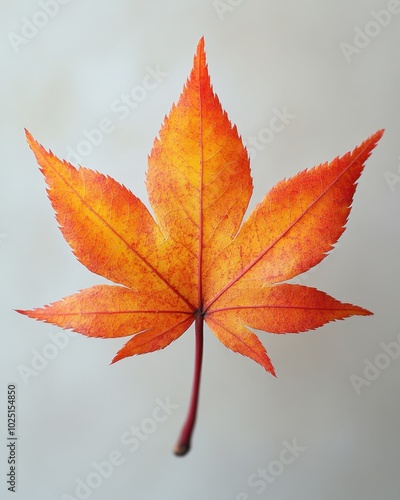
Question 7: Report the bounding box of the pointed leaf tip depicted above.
[193,37,207,72]
[373,128,384,141]
[197,36,205,53]
[24,128,34,146]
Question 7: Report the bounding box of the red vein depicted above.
[35,309,195,317]
[197,50,205,312]
[208,304,365,314]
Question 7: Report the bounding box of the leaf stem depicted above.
[174,312,204,456]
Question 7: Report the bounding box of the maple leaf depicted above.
[18,38,383,456]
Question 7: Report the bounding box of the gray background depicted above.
[1,1,400,499]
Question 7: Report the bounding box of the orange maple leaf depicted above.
[18,38,383,455]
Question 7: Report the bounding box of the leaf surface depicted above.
[19,38,382,378]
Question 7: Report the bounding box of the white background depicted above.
[1,1,400,499]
